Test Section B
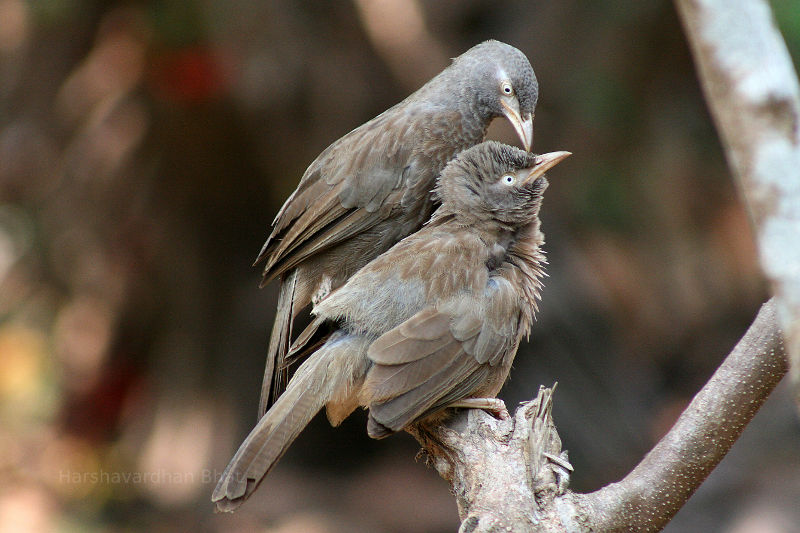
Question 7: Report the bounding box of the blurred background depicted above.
[1,1,799,531]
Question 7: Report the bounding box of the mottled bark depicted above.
[675,0,800,408]
[408,386,573,532]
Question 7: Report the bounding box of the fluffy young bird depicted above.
[256,40,538,416]
[213,141,570,512]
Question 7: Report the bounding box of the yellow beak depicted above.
[522,151,572,184]
[500,99,534,152]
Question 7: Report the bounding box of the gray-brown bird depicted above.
[213,141,570,512]
[256,40,538,416]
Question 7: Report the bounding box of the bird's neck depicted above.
[427,210,546,332]
[452,88,493,146]
[472,217,547,333]
[505,222,547,335]
[478,223,516,249]
[413,80,493,147]
[429,210,543,259]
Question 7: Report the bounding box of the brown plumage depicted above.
[256,40,538,417]
[213,141,570,512]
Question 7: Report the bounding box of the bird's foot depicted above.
[448,397,510,420]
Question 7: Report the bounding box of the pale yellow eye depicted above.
[501,174,516,186]
[501,81,514,96]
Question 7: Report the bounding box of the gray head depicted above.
[440,40,538,150]
[435,141,569,227]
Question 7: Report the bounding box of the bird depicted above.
[255,40,539,417]
[213,140,570,512]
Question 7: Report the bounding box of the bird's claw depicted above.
[448,397,509,419]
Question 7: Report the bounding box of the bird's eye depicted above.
[501,174,516,186]
[501,81,514,96]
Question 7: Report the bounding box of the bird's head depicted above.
[435,141,569,228]
[450,40,538,151]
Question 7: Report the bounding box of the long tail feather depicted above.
[214,335,361,512]
[258,270,297,418]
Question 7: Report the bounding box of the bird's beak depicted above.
[522,151,572,184]
[501,100,534,152]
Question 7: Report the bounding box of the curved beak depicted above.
[522,151,571,184]
[500,100,534,151]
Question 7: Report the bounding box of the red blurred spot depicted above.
[148,46,229,104]
[60,357,145,443]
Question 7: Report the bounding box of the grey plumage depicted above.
[256,40,538,417]
[213,141,570,512]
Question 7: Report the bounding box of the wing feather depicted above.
[264,205,385,281]
[366,340,463,402]
[362,272,523,432]
[256,106,445,283]
[367,357,488,435]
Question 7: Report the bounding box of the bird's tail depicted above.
[213,334,361,512]
[258,270,298,418]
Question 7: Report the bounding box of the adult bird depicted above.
[255,40,538,417]
[214,141,570,511]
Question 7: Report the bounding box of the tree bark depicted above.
[409,386,572,532]
[674,0,800,408]
[412,299,785,532]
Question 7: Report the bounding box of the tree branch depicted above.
[674,0,800,407]
[573,298,786,531]
[408,385,572,532]
[412,299,785,531]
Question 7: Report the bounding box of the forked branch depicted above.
[411,299,785,532]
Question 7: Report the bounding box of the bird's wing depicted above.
[283,314,329,368]
[255,108,448,415]
[311,228,487,332]
[256,106,453,283]
[362,276,521,434]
